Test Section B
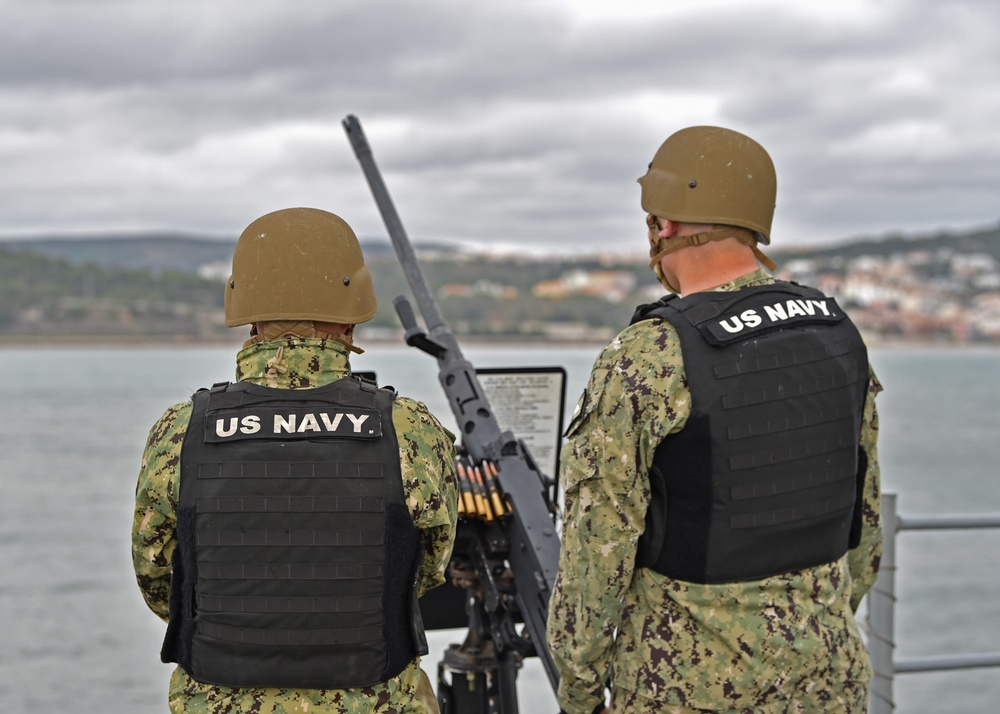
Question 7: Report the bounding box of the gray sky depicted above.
[2,0,998,254]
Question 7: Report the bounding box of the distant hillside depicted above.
[3,223,1000,342]
[5,223,999,275]
[769,224,1000,264]
[0,233,645,341]
[1,233,235,274]
[0,244,229,341]
[0,233,396,274]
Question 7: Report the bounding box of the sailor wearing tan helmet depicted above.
[547,127,884,714]
[133,207,458,714]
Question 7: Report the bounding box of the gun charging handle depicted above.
[393,295,448,358]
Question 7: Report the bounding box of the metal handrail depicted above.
[866,493,1000,713]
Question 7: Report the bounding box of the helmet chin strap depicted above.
[244,320,365,354]
[648,226,778,293]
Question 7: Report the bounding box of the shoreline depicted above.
[0,333,997,350]
[0,334,610,349]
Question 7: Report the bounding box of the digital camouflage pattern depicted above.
[132,337,459,714]
[546,270,883,714]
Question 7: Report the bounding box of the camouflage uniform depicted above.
[547,271,882,714]
[133,337,459,714]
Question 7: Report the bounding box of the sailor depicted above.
[132,207,458,713]
[546,127,883,713]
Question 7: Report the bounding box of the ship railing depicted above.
[866,492,1000,714]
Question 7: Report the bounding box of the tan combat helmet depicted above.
[225,207,377,327]
[638,126,778,291]
[638,125,777,242]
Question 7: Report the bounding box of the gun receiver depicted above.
[343,115,561,708]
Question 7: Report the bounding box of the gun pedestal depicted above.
[437,582,523,714]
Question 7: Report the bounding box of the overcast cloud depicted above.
[1,0,998,254]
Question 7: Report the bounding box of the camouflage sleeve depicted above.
[132,401,190,622]
[547,321,689,714]
[848,367,884,611]
[393,396,459,597]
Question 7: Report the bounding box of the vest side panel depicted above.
[374,386,427,680]
[160,390,207,671]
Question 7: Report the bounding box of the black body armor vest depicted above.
[161,377,427,689]
[631,282,870,583]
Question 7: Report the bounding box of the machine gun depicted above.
[343,115,561,714]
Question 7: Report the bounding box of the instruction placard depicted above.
[476,367,566,480]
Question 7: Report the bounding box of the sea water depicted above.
[0,343,998,712]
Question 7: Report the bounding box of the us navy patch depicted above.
[696,294,846,346]
[204,405,382,443]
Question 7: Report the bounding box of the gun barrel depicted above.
[343,114,504,461]
[342,115,450,338]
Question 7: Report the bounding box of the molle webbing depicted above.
[633,283,870,583]
[167,377,425,689]
[194,494,385,514]
[197,593,382,614]
[198,622,384,647]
